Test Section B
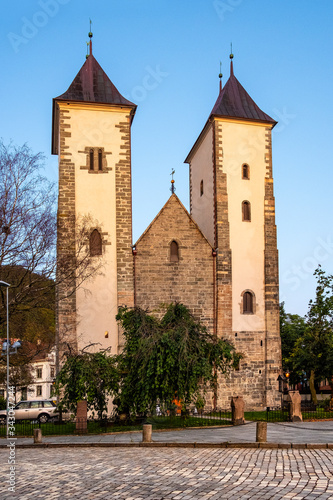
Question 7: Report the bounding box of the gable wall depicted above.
[134,196,215,333]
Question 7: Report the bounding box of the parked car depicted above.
[0,400,58,424]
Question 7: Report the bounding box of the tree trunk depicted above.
[329,381,333,410]
[309,370,317,404]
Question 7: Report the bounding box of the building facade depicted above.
[53,44,282,410]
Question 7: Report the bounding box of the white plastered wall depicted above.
[218,119,267,332]
[189,126,215,246]
[61,103,129,354]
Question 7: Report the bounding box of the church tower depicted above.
[185,54,281,408]
[52,34,136,357]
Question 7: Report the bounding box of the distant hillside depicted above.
[0,265,55,344]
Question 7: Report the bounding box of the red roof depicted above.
[185,60,276,163]
[210,60,276,125]
[55,54,136,109]
[52,53,136,154]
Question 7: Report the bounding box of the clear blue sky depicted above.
[1,1,333,317]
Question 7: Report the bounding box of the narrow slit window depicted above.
[89,149,94,171]
[242,201,251,221]
[98,149,103,171]
[243,291,253,314]
[89,229,102,257]
[170,240,179,262]
[200,180,204,196]
[242,164,250,179]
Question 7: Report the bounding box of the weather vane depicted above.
[219,61,223,91]
[170,169,176,194]
[86,19,93,58]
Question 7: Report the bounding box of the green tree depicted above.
[0,141,103,382]
[55,346,119,419]
[280,302,306,385]
[290,267,333,404]
[116,303,241,416]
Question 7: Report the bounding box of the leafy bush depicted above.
[0,396,6,410]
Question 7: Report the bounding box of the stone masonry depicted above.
[134,194,215,333]
[54,48,282,411]
[56,106,77,370]
[115,118,135,348]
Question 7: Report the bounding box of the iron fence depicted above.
[1,404,332,437]
[245,403,333,423]
[0,410,233,437]
[301,401,333,420]
[265,406,289,422]
[148,409,232,429]
[0,418,115,437]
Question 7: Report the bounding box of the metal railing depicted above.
[0,410,233,437]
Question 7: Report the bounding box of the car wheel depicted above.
[38,414,49,424]
[0,416,6,425]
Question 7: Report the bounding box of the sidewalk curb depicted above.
[1,442,333,449]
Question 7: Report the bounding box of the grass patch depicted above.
[245,411,289,422]
[302,410,333,420]
[146,416,232,429]
[0,415,233,437]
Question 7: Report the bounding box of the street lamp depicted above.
[0,281,10,439]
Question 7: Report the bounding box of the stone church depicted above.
[52,37,282,410]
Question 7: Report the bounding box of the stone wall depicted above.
[56,106,77,367]
[115,118,135,348]
[264,127,281,407]
[134,194,214,332]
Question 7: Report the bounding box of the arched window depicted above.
[242,201,251,221]
[242,291,254,314]
[98,149,103,171]
[200,180,204,197]
[242,164,250,179]
[89,149,94,171]
[89,229,102,257]
[170,240,179,262]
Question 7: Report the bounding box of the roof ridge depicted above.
[210,72,276,125]
[134,194,213,249]
[55,54,136,108]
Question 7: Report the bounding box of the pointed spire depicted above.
[219,61,223,92]
[88,19,93,56]
[230,43,234,77]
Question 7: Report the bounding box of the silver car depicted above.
[0,400,58,424]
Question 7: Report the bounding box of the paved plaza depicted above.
[3,420,333,445]
[1,446,333,499]
[1,422,333,499]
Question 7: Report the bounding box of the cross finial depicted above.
[219,61,223,92]
[170,169,176,194]
[88,19,93,56]
[230,43,234,76]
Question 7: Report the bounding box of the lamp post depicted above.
[0,281,10,439]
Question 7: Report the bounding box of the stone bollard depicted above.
[256,421,267,442]
[286,390,303,422]
[76,400,88,434]
[231,396,245,425]
[33,428,42,444]
[142,424,152,442]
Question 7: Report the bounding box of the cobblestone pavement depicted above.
[1,447,333,499]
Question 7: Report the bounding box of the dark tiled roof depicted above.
[210,61,276,125]
[55,54,136,108]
